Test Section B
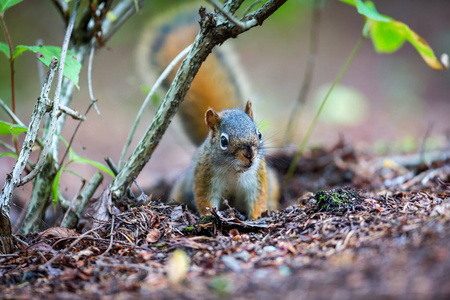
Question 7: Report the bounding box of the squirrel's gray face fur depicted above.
[205,102,263,173]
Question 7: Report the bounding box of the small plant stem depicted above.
[118,44,192,169]
[284,36,364,183]
[0,15,15,116]
[1,14,19,154]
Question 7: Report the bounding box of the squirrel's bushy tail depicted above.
[136,6,251,145]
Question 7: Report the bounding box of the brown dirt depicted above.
[1,143,449,299]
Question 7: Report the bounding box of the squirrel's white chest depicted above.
[210,165,259,213]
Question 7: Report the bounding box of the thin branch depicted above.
[99,215,115,257]
[243,0,263,17]
[23,0,143,234]
[208,0,257,29]
[36,39,46,87]
[58,105,86,120]
[224,0,245,15]
[87,43,100,114]
[20,0,80,186]
[101,0,143,45]
[0,15,16,116]
[39,225,104,270]
[60,171,103,229]
[118,45,192,169]
[51,0,70,25]
[0,98,24,127]
[0,57,58,213]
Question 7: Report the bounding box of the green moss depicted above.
[314,188,360,212]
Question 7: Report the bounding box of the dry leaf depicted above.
[146,228,161,243]
[166,249,190,286]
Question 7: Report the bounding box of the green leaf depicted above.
[52,164,65,204]
[370,20,405,53]
[14,45,82,88]
[0,42,10,59]
[340,0,390,22]
[52,166,84,204]
[0,151,18,159]
[0,0,24,13]
[341,0,447,70]
[0,120,27,136]
[370,20,446,70]
[339,0,356,6]
[72,156,115,178]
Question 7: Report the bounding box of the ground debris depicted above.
[1,147,449,299]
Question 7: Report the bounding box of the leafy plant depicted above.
[51,136,115,206]
[341,0,447,70]
[285,0,447,181]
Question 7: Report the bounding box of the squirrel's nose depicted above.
[242,146,254,160]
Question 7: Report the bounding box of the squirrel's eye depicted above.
[257,130,262,141]
[220,133,229,150]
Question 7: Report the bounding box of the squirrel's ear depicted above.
[205,108,221,129]
[244,100,253,120]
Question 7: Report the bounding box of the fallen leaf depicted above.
[166,249,190,286]
[146,228,161,243]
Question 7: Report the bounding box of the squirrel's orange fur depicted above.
[138,7,279,219]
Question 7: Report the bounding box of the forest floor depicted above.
[1,140,449,299]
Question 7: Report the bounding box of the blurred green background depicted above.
[0,0,449,205]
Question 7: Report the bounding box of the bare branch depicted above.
[0,57,58,214]
[58,104,86,121]
[87,43,100,115]
[102,0,144,44]
[207,0,256,29]
[243,0,263,17]
[60,171,104,229]
[20,0,81,186]
[0,98,24,127]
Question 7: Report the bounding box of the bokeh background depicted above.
[0,0,449,224]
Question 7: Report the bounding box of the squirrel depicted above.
[137,6,279,219]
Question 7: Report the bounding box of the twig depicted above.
[243,0,263,17]
[105,157,119,176]
[0,14,16,115]
[0,57,58,214]
[0,98,24,127]
[87,43,100,115]
[36,39,46,87]
[20,0,80,186]
[60,180,86,225]
[39,225,104,270]
[99,215,115,257]
[58,104,86,120]
[0,13,19,155]
[118,45,192,169]
[96,261,153,272]
[51,0,70,25]
[23,0,142,234]
[207,0,257,29]
[60,171,104,229]
[101,0,142,45]
[285,0,323,144]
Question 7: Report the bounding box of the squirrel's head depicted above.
[205,101,263,173]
